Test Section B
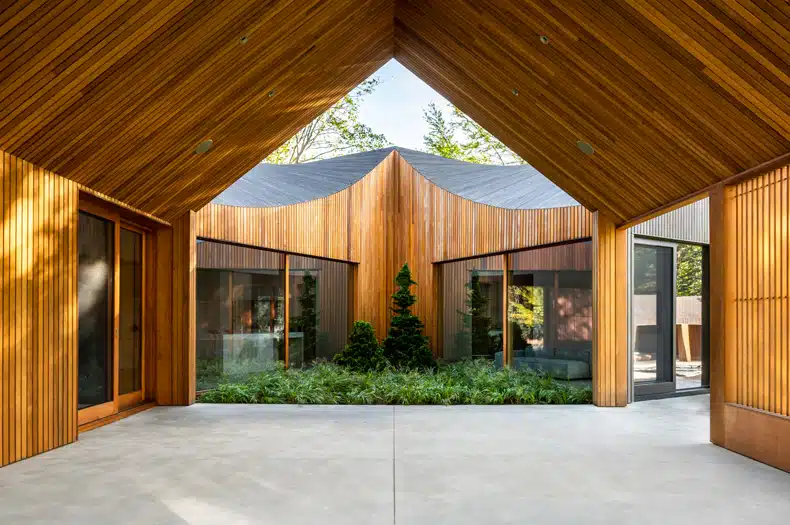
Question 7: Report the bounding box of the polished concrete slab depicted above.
[0,396,788,524]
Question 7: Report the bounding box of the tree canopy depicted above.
[265,78,390,164]
[422,102,525,165]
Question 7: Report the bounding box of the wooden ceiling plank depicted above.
[0,0,43,40]
[31,0,344,178]
[394,27,631,221]
[625,0,790,141]
[153,20,394,217]
[0,0,190,151]
[397,2,712,205]
[564,0,783,164]
[90,1,385,204]
[13,0,249,161]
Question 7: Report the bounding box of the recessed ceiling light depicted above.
[576,141,594,155]
[540,35,550,44]
[268,89,276,97]
[239,35,249,44]
[512,88,519,96]
[195,139,213,154]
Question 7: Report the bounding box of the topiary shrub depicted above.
[333,321,388,372]
[382,263,436,370]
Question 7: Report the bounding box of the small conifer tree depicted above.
[333,321,387,372]
[382,264,435,369]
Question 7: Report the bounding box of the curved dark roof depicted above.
[213,147,579,209]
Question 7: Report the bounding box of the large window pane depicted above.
[119,228,143,395]
[442,255,504,363]
[196,241,285,390]
[507,242,592,380]
[78,212,114,408]
[289,256,349,368]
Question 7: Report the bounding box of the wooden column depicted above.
[591,212,628,407]
[502,253,509,366]
[156,211,195,406]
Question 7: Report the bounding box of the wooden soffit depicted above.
[1,1,789,224]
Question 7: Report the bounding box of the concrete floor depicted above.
[1,396,789,524]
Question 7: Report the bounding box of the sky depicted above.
[357,59,451,150]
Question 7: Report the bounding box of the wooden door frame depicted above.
[77,199,149,425]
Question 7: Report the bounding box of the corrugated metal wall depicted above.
[631,198,709,244]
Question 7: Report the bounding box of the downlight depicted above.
[540,35,549,44]
[239,35,249,45]
[194,140,214,154]
[576,141,594,155]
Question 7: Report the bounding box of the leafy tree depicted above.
[455,271,497,356]
[294,272,318,364]
[333,321,387,372]
[507,286,545,343]
[382,264,436,369]
[266,78,390,164]
[677,244,703,296]
[423,102,525,165]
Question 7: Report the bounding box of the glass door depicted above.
[632,241,676,398]
[77,212,116,421]
[78,203,147,426]
[118,226,144,409]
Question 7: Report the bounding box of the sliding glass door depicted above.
[78,205,147,425]
[78,212,115,414]
[632,241,676,397]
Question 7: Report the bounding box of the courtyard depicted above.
[0,395,787,524]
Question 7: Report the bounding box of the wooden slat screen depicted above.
[1,149,78,467]
[732,165,790,416]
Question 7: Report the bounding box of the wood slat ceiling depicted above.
[1,0,788,223]
[395,0,790,222]
[0,0,394,221]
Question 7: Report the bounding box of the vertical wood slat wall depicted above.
[195,151,593,347]
[710,164,790,473]
[732,166,789,416]
[1,150,78,467]
[591,212,628,407]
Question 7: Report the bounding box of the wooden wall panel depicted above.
[591,212,628,407]
[1,149,78,467]
[710,164,790,472]
[197,151,592,350]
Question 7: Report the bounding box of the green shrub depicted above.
[197,360,592,405]
[382,264,436,370]
[333,321,388,372]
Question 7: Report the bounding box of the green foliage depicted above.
[422,103,525,165]
[333,321,388,372]
[265,78,390,164]
[294,271,318,363]
[455,271,498,355]
[507,286,544,342]
[382,264,436,370]
[677,244,703,296]
[197,360,592,405]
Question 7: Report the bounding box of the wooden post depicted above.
[284,254,290,368]
[592,212,628,407]
[158,211,196,406]
[709,183,736,445]
[502,253,509,366]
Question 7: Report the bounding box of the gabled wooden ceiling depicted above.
[395,0,790,223]
[0,0,394,221]
[1,0,788,224]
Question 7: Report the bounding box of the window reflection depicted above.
[442,255,504,363]
[507,242,593,381]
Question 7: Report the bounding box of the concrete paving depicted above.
[0,395,788,524]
